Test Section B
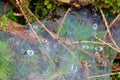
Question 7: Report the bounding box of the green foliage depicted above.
[30,0,62,18]
[5,10,17,22]
[0,15,7,31]
[110,74,120,80]
[93,0,120,13]
[0,41,15,80]
[60,18,105,41]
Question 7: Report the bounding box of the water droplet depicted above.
[82,45,86,49]
[92,32,97,36]
[33,24,38,29]
[71,63,77,73]
[95,46,103,51]
[93,13,97,17]
[86,45,89,49]
[92,8,97,12]
[92,23,98,30]
[42,38,48,43]
[21,49,24,52]
[9,38,15,43]
[46,47,51,52]
[82,11,88,17]
[26,44,30,47]
[89,45,94,50]
[82,45,89,49]
[67,29,72,36]
[27,50,34,56]
[53,44,57,49]
[16,42,19,45]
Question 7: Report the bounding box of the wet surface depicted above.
[0,1,120,80]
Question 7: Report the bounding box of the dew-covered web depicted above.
[0,7,118,80]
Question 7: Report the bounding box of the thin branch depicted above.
[75,46,96,59]
[88,71,120,79]
[73,40,106,45]
[103,14,120,43]
[95,36,120,53]
[56,7,72,40]
[16,0,57,40]
[109,14,120,28]
[99,8,120,50]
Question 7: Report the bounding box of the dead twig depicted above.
[109,14,120,28]
[16,0,57,40]
[95,36,120,53]
[81,60,89,80]
[56,7,72,40]
[99,8,120,50]
[88,71,120,79]
[103,14,120,44]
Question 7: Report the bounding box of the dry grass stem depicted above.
[88,71,120,79]
[103,14,120,44]
[95,36,120,53]
[56,7,72,40]
[73,40,105,45]
[99,8,120,50]
[109,14,120,28]
[75,46,95,59]
[17,0,57,39]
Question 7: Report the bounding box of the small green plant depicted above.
[5,10,17,22]
[0,41,15,80]
[30,0,62,18]
[0,15,7,31]
[93,0,120,13]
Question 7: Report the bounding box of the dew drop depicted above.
[93,13,97,17]
[82,11,88,17]
[95,46,103,51]
[9,38,15,43]
[92,32,97,36]
[92,8,97,12]
[81,45,89,49]
[27,50,34,56]
[33,24,38,29]
[42,38,48,43]
[46,47,51,52]
[92,23,98,30]
[71,63,77,73]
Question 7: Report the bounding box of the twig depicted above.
[75,46,96,59]
[103,14,120,44]
[109,14,120,28]
[95,36,120,53]
[99,8,120,50]
[88,71,120,79]
[81,60,89,80]
[73,40,106,45]
[56,7,72,40]
[16,0,57,40]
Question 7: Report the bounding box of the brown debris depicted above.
[1,19,38,43]
[57,0,95,7]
